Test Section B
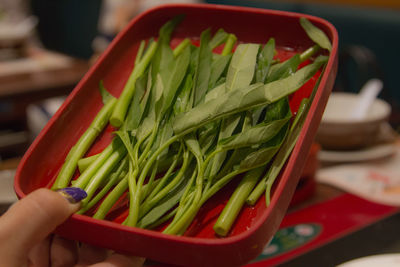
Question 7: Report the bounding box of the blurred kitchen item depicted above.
[0,0,38,60]
[317,142,400,206]
[350,79,383,120]
[92,0,200,59]
[318,143,396,163]
[318,122,398,163]
[316,91,391,150]
[337,253,400,267]
[0,47,73,77]
[0,16,37,46]
[26,96,65,139]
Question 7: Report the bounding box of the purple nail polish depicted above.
[57,187,87,204]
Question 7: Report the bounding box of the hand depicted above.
[0,188,144,267]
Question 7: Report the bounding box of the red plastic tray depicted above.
[14,4,338,266]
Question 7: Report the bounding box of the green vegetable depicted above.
[52,16,331,238]
[173,56,327,135]
[51,91,116,190]
[213,167,265,236]
[300,17,332,52]
[246,98,309,206]
[110,41,158,127]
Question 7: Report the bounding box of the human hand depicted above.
[0,188,144,267]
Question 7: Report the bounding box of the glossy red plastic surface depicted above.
[14,4,338,266]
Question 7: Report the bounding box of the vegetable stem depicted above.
[77,154,100,173]
[93,176,128,220]
[51,97,117,190]
[71,142,115,189]
[173,38,191,57]
[221,34,237,56]
[246,98,309,206]
[300,44,320,62]
[77,156,128,214]
[127,134,180,227]
[141,149,190,217]
[213,167,264,236]
[82,143,126,205]
[110,41,158,127]
[135,40,146,66]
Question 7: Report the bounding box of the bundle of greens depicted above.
[51,15,331,236]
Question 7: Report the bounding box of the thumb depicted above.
[0,187,86,265]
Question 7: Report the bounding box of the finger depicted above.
[50,235,78,267]
[0,188,85,266]
[76,243,108,265]
[27,235,51,267]
[89,253,145,267]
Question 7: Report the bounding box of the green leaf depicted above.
[250,86,291,127]
[255,38,275,83]
[251,106,265,126]
[151,15,184,82]
[161,45,191,115]
[138,169,189,229]
[153,120,174,159]
[263,97,290,123]
[248,64,325,206]
[184,133,203,163]
[134,40,146,66]
[205,82,226,102]
[256,55,328,103]
[173,73,193,115]
[225,43,260,92]
[209,28,229,50]
[209,114,242,178]
[239,122,289,170]
[123,72,147,131]
[139,68,153,115]
[219,114,290,151]
[173,55,327,135]
[266,54,301,83]
[198,122,218,151]
[99,80,115,104]
[136,114,156,142]
[193,29,213,106]
[173,82,261,135]
[153,74,165,120]
[208,54,231,90]
[300,17,332,52]
[264,98,310,205]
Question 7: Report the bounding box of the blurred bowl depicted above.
[316,92,391,150]
[0,16,38,47]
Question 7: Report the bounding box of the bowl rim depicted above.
[321,92,391,125]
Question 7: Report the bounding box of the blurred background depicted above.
[0,0,398,160]
[0,0,398,162]
[0,0,399,266]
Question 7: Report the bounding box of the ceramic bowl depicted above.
[316,92,391,150]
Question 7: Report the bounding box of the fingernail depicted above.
[57,187,87,204]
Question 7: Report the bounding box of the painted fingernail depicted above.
[57,187,87,204]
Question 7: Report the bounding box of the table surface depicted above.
[0,54,89,100]
[0,48,90,159]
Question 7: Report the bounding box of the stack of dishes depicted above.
[316,92,396,163]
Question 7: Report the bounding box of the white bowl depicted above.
[316,92,391,150]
